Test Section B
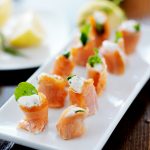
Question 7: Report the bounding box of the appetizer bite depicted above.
[52,51,75,78]
[101,40,125,75]
[71,24,95,66]
[14,82,48,133]
[118,20,141,54]
[56,105,87,140]
[87,48,107,95]
[38,73,67,108]
[89,11,110,45]
[67,75,98,115]
[77,0,126,31]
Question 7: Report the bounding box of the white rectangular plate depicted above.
[0,25,150,150]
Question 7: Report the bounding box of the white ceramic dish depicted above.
[0,11,70,70]
[0,25,150,150]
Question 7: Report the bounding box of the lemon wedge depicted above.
[77,0,126,30]
[9,12,44,48]
[0,0,12,27]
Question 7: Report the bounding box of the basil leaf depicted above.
[14,82,38,101]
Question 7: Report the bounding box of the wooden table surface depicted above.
[0,68,149,150]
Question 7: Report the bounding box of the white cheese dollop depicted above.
[93,63,103,72]
[94,11,106,24]
[119,20,138,33]
[38,73,61,81]
[18,94,41,107]
[68,75,85,93]
[65,105,85,117]
[102,40,121,51]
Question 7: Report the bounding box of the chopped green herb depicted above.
[80,24,90,46]
[93,48,99,54]
[95,23,104,34]
[75,110,85,113]
[88,54,102,67]
[63,51,70,59]
[67,75,75,81]
[134,23,140,32]
[80,33,88,46]
[115,31,123,43]
[14,82,38,101]
[0,32,23,56]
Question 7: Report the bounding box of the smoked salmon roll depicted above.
[67,75,98,115]
[71,24,96,66]
[118,20,141,55]
[71,41,95,66]
[56,105,87,140]
[89,11,110,45]
[14,82,48,133]
[86,50,107,95]
[38,73,67,108]
[101,40,125,75]
[52,51,75,78]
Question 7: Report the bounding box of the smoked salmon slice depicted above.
[118,20,141,55]
[56,105,87,140]
[71,41,95,66]
[18,93,48,133]
[101,40,126,75]
[67,75,98,115]
[120,30,140,55]
[52,52,75,78]
[89,12,110,45]
[87,54,107,95]
[38,73,67,108]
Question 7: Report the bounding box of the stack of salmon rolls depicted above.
[14,10,141,140]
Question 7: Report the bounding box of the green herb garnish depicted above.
[115,31,123,43]
[63,51,70,59]
[67,75,75,81]
[88,55,102,67]
[14,82,38,101]
[134,23,140,32]
[75,110,85,113]
[93,48,99,54]
[109,0,123,5]
[0,33,23,56]
[96,23,104,34]
[88,48,102,67]
[80,24,90,46]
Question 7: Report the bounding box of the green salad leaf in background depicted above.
[0,32,23,56]
[78,0,126,31]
